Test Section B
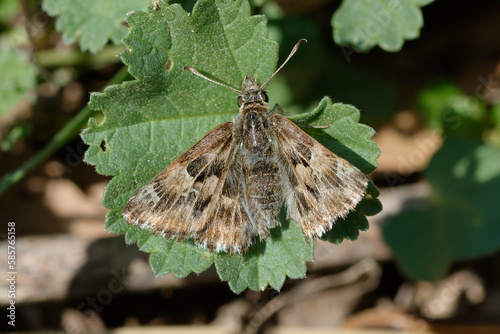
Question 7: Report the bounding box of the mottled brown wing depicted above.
[123,122,254,254]
[273,114,368,239]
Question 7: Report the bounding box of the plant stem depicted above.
[0,66,130,195]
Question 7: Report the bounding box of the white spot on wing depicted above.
[144,184,160,204]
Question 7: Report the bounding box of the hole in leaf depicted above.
[100,139,107,152]
[165,57,173,71]
[91,110,105,126]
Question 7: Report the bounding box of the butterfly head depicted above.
[238,76,268,107]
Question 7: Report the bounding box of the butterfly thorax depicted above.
[235,77,274,155]
[232,76,283,234]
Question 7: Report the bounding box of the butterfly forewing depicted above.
[274,114,368,238]
[123,122,260,253]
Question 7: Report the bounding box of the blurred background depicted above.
[1,0,500,333]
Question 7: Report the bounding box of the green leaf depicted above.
[0,0,19,24]
[322,180,381,244]
[489,102,500,147]
[332,0,434,52]
[128,228,216,277]
[0,50,37,117]
[492,102,500,127]
[418,81,463,129]
[418,81,487,141]
[216,213,313,293]
[42,0,149,53]
[441,96,486,141]
[384,139,500,281]
[289,100,379,174]
[82,0,379,292]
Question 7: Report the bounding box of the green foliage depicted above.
[5,0,493,294]
[125,227,215,277]
[1,124,30,151]
[385,79,500,281]
[419,81,464,129]
[289,100,379,174]
[492,102,500,126]
[332,0,434,52]
[81,0,380,292]
[384,139,500,280]
[0,0,19,24]
[441,96,486,141]
[265,15,399,125]
[215,215,313,293]
[419,81,488,141]
[42,0,149,53]
[0,50,37,117]
[492,102,500,146]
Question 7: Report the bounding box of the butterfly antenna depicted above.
[182,66,241,94]
[260,38,308,90]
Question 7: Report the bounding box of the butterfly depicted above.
[123,39,368,254]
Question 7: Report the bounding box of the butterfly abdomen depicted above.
[245,157,283,232]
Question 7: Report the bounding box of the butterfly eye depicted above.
[261,91,269,103]
[237,96,244,107]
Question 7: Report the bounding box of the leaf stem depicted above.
[0,66,130,195]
